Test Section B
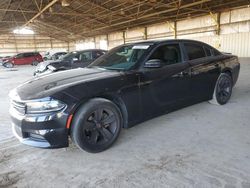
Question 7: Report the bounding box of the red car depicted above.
[3,52,43,67]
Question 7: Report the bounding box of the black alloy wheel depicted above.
[71,98,122,153]
[215,73,232,105]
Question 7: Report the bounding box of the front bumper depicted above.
[10,106,69,148]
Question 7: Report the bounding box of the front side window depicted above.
[15,53,24,58]
[92,51,105,59]
[149,44,182,65]
[89,44,150,70]
[62,51,79,61]
[79,51,92,62]
[185,43,206,60]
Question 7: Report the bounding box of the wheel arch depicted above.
[96,94,128,129]
[67,94,128,134]
[221,68,232,78]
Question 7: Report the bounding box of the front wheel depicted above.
[3,62,14,68]
[31,61,39,66]
[71,98,122,153]
[209,73,233,105]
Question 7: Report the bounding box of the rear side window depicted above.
[185,43,206,60]
[213,49,221,56]
[23,53,32,57]
[204,47,212,56]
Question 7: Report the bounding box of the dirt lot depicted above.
[0,59,250,188]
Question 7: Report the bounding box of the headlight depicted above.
[26,97,66,114]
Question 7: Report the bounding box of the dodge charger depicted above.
[9,40,240,153]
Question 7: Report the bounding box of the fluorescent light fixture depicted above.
[13,28,34,35]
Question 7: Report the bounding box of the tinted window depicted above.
[89,44,149,70]
[15,54,24,58]
[149,44,181,65]
[185,43,206,60]
[23,53,34,57]
[79,51,92,62]
[213,49,221,56]
[204,47,212,56]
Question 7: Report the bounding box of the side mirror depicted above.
[144,59,162,68]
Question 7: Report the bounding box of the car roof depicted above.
[17,52,39,54]
[125,39,208,46]
[75,49,107,53]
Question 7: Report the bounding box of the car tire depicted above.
[3,62,14,68]
[31,61,39,66]
[71,98,122,153]
[209,73,233,105]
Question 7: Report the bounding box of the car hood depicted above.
[13,67,121,100]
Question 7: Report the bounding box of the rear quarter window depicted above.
[204,47,212,56]
[184,43,206,60]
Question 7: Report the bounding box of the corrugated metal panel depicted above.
[186,33,250,57]
[220,32,250,57]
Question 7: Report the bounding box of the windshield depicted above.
[89,44,150,70]
[61,51,78,61]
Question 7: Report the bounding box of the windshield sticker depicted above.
[132,45,150,50]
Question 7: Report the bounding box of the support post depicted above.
[106,34,109,49]
[210,12,221,48]
[174,21,177,39]
[144,27,148,40]
[122,31,126,44]
[167,21,177,39]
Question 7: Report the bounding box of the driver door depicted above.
[139,43,191,117]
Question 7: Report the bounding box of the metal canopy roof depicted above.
[0,0,249,41]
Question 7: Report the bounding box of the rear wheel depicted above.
[31,61,39,66]
[209,73,232,105]
[71,98,122,153]
[3,62,14,68]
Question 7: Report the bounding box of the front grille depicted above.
[11,100,26,115]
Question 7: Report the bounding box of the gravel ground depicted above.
[0,59,250,188]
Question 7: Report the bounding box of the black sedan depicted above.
[9,39,240,153]
[34,49,106,76]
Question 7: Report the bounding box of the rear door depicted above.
[23,53,34,64]
[183,42,221,100]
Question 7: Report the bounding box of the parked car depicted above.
[51,52,67,60]
[3,52,43,67]
[43,49,67,61]
[0,56,11,66]
[9,39,240,153]
[34,49,106,76]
